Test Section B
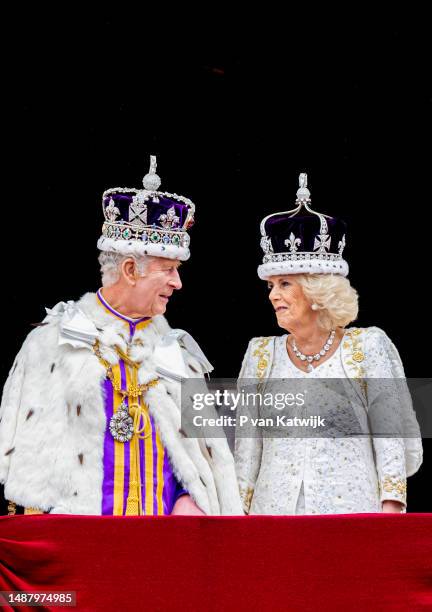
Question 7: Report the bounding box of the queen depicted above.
[235,174,423,515]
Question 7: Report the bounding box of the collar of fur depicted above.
[70,292,171,383]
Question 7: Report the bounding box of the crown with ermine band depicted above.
[98,156,195,260]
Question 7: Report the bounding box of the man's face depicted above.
[133,257,182,316]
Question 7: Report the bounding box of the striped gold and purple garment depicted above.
[97,290,187,515]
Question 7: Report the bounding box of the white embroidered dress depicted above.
[235,327,423,515]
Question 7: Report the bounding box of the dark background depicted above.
[1,16,431,511]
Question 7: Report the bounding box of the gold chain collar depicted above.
[93,339,159,399]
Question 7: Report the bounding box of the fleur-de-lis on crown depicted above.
[338,234,346,255]
[105,198,120,222]
[159,206,180,229]
[284,232,301,252]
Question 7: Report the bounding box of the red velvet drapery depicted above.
[1,514,431,611]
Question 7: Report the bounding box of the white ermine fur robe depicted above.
[0,292,243,515]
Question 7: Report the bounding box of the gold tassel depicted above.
[125,365,150,515]
[125,483,140,515]
[125,432,142,515]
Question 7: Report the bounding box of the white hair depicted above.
[294,273,359,331]
[98,251,153,287]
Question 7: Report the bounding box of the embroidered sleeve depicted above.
[381,475,407,500]
[235,339,265,514]
[364,329,413,506]
[374,438,407,506]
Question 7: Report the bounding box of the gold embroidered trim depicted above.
[239,485,254,514]
[252,338,271,380]
[344,329,367,398]
[382,475,407,498]
[7,500,16,516]
[24,507,44,515]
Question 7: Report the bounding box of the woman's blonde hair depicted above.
[295,273,359,331]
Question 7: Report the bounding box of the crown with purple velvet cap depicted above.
[257,173,349,280]
[97,156,195,260]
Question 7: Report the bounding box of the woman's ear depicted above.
[121,258,136,286]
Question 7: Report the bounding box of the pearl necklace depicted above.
[291,330,336,372]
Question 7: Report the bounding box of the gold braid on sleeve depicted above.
[381,475,407,499]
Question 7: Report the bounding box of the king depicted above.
[0,156,242,516]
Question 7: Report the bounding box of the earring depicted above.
[311,303,319,311]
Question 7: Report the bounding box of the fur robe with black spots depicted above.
[0,292,243,515]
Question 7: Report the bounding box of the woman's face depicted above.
[267,275,315,331]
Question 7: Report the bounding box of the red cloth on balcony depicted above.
[0,514,431,612]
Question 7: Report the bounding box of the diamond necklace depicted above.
[290,330,336,372]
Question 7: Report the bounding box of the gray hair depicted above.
[98,251,153,287]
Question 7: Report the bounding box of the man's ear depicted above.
[121,258,136,286]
